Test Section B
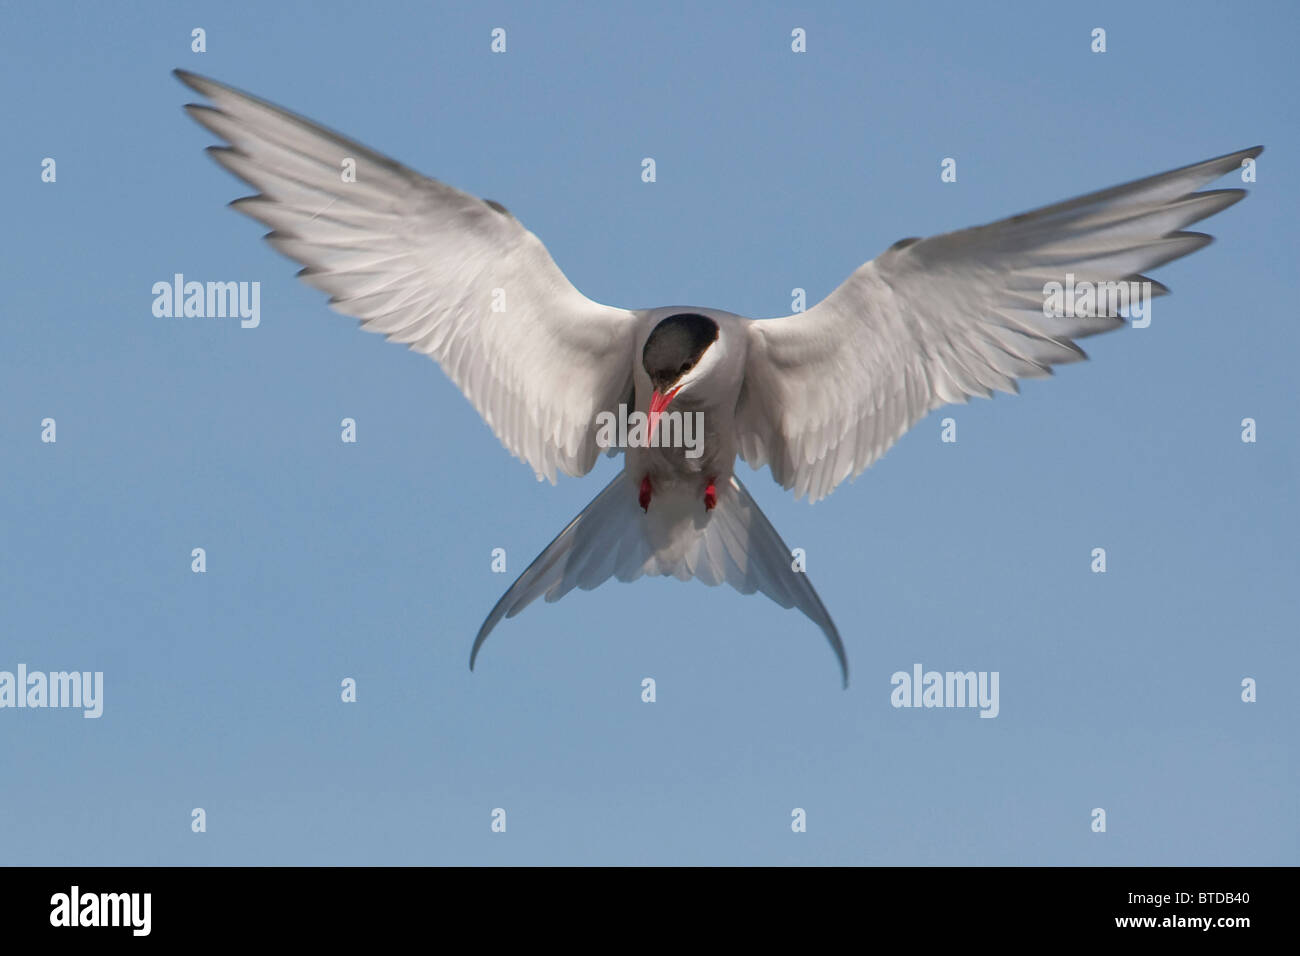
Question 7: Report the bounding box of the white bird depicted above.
[176,70,1261,686]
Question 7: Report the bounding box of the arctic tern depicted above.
[176,70,1260,686]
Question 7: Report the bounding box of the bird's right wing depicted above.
[737,146,1262,502]
[177,70,638,482]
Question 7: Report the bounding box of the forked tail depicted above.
[470,470,848,685]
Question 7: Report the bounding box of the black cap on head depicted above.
[642,313,719,391]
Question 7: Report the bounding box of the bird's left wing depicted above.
[176,70,637,482]
[736,146,1261,502]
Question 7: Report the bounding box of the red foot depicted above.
[639,474,653,512]
[704,476,717,511]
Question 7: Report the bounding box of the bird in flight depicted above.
[176,69,1260,687]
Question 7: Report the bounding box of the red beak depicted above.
[648,385,681,442]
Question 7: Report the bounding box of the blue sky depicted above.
[2,0,1296,865]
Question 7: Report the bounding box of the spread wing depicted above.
[176,70,637,482]
[737,146,1262,502]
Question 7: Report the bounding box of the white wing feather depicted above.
[738,146,1262,502]
[177,70,637,482]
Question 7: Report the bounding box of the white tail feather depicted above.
[470,470,849,685]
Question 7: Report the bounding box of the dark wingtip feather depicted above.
[173,68,211,95]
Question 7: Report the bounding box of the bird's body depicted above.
[630,308,745,489]
[175,69,1260,686]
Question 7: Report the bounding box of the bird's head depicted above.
[641,312,721,434]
